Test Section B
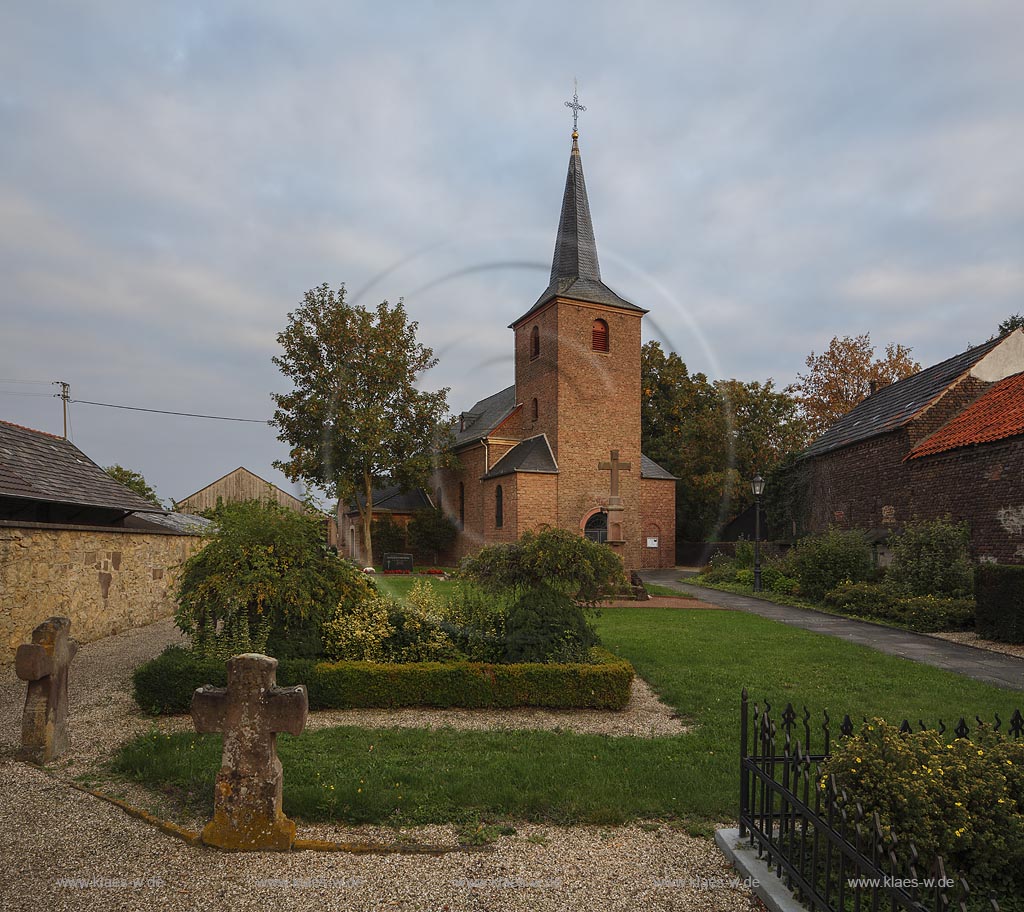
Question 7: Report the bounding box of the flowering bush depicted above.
[824,720,1024,896]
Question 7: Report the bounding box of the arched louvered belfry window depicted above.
[458,482,465,529]
[531,397,538,421]
[495,485,504,528]
[530,325,540,359]
[592,318,609,352]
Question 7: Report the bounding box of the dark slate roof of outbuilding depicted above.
[453,385,518,447]
[0,420,167,513]
[802,336,1005,459]
[130,511,213,533]
[640,454,677,480]
[482,435,558,480]
[511,136,646,327]
[347,484,432,515]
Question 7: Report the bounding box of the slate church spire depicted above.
[512,89,646,325]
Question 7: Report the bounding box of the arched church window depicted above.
[495,485,504,528]
[458,482,465,529]
[530,325,540,359]
[531,398,538,421]
[592,318,609,352]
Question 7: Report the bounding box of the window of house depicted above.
[530,325,540,359]
[458,482,465,529]
[592,318,609,352]
[531,397,538,421]
[495,485,504,528]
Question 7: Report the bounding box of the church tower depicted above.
[509,124,649,568]
[425,99,676,571]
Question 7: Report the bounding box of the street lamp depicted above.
[751,474,765,593]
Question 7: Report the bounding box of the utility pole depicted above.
[53,381,70,438]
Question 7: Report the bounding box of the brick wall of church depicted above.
[514,303,561,454]
[640,478,676,569]
[482,476,518,544]
[513,299,645,567]
[804,427,1024,563]
[515,473,559,534]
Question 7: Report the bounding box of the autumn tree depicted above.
[271,283,451,567]
[788,334,920,439]
[105,464,163,507]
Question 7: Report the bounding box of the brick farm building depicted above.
[341,128,677,570]
[798,328,1024,563]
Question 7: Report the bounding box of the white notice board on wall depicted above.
[646,537,658,548]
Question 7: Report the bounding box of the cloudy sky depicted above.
[3,2,1023,506]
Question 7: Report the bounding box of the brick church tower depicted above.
[432,125,676,570]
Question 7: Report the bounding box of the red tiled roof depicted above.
[907,372,1024,460]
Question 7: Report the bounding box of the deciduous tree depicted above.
[271,283,451,567]
[104,464,163,507]
[788,334,920,438]
[640,342,807,541]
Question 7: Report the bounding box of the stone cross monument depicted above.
[15,616,78,763]
[191,653,308,851]
[598,449,631,544]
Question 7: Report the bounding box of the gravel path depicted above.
[0,617,753,912]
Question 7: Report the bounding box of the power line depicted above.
[0,378,53,385]
[72,399,272,424]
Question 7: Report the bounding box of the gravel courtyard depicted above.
[0,618,757,912]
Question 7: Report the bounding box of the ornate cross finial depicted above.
[565,78,586,137]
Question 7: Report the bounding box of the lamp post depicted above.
[751,474,765,593]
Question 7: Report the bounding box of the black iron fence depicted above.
[738,690,1023,911]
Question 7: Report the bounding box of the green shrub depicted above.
[460,527,627,604]
[322,593,396,662]
[407,508,457,565]
[441,582,507,663]
[975,564,1024,644]
[734,568,754,588]
[824,582,974,632]
[132,645,634,714]
[371,514,407,555]
[174,499,358,659]
[766,572,800,595]
[700,551,741,584]
[791,529,873,600]
[888,519,973,598]
[733,539,755,568]
[825,720,1024,897]
[503,584,598,664]
[385,607,464,663]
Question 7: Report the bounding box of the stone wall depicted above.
[0,521,202,660]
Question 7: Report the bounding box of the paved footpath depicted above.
[639,570,1024,692]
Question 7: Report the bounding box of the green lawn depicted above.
[112,608,1022,828]
[373,574,456,603]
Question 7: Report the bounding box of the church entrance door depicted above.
[584,511,608,544]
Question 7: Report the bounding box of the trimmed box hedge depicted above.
[975,563,1024,644]
[132,646,634,715]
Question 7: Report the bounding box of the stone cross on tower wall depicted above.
[191,653,308,851]
[15,616,78,763]
[598,449,631,544]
